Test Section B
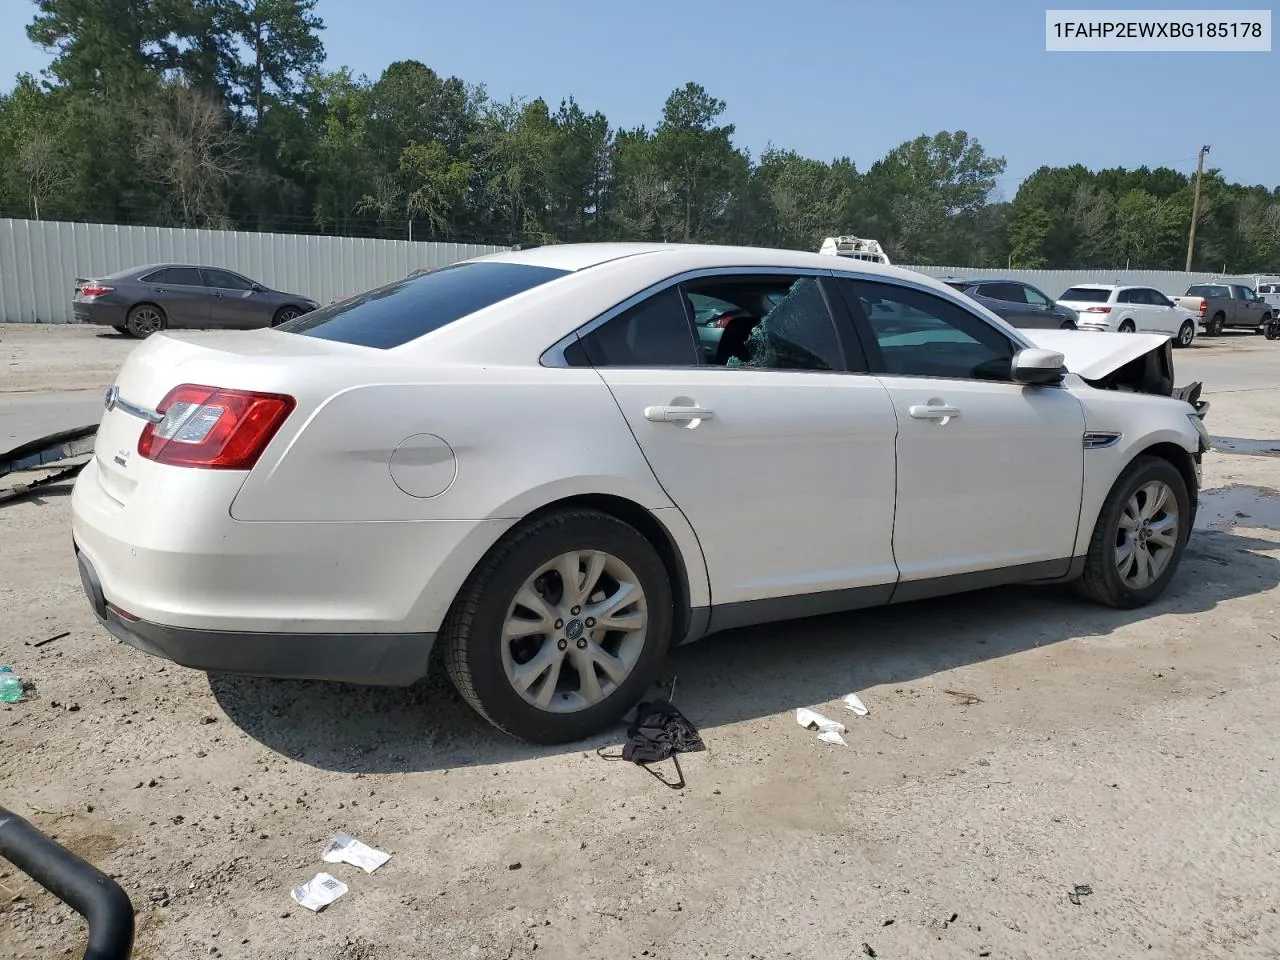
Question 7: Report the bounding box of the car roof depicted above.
[471,241,935,285]
[1062,283,1119,291]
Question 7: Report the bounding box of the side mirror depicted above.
[1011,348,1066,386]
[251,283,266,293]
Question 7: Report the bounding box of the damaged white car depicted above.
[71,244,1211,743]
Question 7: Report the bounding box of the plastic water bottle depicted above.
[0,667,23,703]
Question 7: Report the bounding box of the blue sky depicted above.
[1,0,1274,196]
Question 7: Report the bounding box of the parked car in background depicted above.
[73,264,319,338]
[940,278,1078,330]
[1172,282,1274,336]
[73,242,1209,744]
[1057,284,1200,347]
[1257,280,1280,318]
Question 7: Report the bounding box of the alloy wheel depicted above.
[1115,480,1179,589]
[130,307,162,336]
[500,550,648,713]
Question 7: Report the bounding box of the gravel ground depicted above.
[3,324,1280,960]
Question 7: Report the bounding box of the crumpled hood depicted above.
[1020,329,1172,381]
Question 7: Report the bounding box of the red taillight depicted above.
[80,284,114,297]
[1085,306,1112,314]
[137,384,296,470]
[1198,300,1207,315]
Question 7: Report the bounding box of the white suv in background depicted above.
[1057,284,1200,348]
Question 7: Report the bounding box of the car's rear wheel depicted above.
[1075,455,1190,609]
[1206,313,1225,336]
[125,304,165,338]
[271,306,302,327]
[1118,319,1136,333]
[441,509,673,744]
[1175,320,1195,348]
[1059,319,1076,330]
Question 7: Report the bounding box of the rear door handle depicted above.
[644,405,714,423]
[908,404,961,420]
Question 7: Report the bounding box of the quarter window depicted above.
[838,279,1016,382]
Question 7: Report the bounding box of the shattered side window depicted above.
[726,278,844,372]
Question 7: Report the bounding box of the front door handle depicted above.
[644,405,714,423]
[908,404,961,420]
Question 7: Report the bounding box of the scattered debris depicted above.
[322,833,391,874]
[1068,883,1093,905]
[797,708,847,745]
[0,667,23,704]
[597,699,704,789]
[883,729,908,741]
[842,693,870,715]
[881,918,895,926]
[291,873,348,912]
[31,632,69,649]
[862,942,877,957]
[944,689,984,705]
[0,425,97,506]
[507,862,522,871]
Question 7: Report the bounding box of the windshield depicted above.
[279,261,570,348]
[1059,287,1111,303]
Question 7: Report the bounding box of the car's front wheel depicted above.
[271,306,302,327]
[1076,455,1190,609]
[441,509,673,743]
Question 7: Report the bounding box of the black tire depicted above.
[124,303,165,338]
[1075,455,1191,609]
[1174,320,1195,348]
[1059,319,1076,330]
[271,306,303,327]
[1117,319,1136,333]
[1206,313,1225,336]
[1266,323,1279,341]
[441,508,674,744]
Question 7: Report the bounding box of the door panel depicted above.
[139,267,209,328]
[837,276,1086,581]
[878,377,1084,579]
[598,368,900,605]
[202,269,272,328]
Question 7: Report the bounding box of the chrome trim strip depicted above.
[103,386,164,424]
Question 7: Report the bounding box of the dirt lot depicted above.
[3,325,1280,960]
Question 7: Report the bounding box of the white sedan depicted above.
[71,244,1211,743]
[1057,283,1201,347]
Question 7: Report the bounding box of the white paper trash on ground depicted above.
[796,708,846,736]
[818,730,848,746]
[842,693,869,716]
[322,832,391,873]
[291,873,348,912]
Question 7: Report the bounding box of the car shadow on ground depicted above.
[209,521,1280,775]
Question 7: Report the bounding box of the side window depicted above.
[1022,285,1051,307]
[572,285,701,367]
[203,268,254,291]
[1118,289,1137,304]
[839,279,1016,382]
[697,276,844,372]
[987,282,1026,303]
[144,267,202,285]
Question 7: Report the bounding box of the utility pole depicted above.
[1186,144,1210,271]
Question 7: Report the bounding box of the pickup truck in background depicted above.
[1173,282,1274,336]
[1256,280,1280,315]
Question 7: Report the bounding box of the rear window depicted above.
[1060,287,1112,303]
[279,261,570,348]
[1186,285,1228,298]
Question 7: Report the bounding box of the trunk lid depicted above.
[91,330,361,506]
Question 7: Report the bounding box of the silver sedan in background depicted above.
[73,263,319,338]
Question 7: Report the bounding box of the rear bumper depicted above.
[72,300,126,325]
[76,545,435,685]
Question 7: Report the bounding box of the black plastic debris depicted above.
[1068,883,1094,905]
[597,699,705,789]
[0,425,97,506]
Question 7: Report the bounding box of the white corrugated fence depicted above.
[0,217,1245,324]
